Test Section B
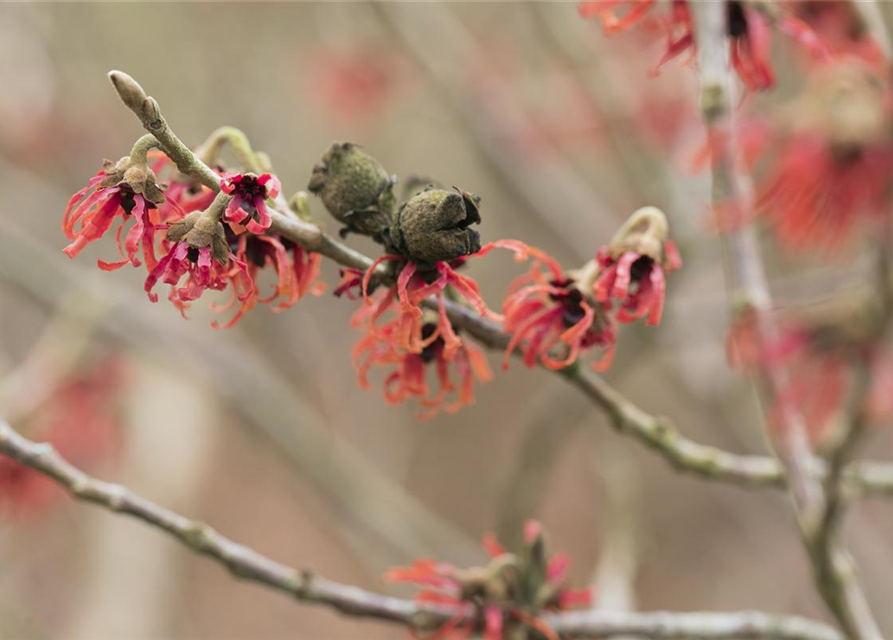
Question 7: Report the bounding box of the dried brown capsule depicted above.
[307,142,396,237]
[387,187,482,264]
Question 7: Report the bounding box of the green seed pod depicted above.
[307,142,396,237]
[388,187,482,264]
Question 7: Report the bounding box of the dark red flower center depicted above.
[727,1,748,38]
[629,255,654,282]
[548,279,588,329]
[420,322,446,362]
[234,176,267,200]
[119,187,138,215]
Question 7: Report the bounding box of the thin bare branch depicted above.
[0,419,844,640]
[107,69,893,503]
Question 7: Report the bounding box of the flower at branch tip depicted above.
[578,0,829,92]
[63,156,174,271]
[385,187,482,265]
[593,206,681,326]
[0,355,125,519]
[384,520,592,640]
[487,240,616,371]
[145,207,255,326]
[219,172,280,234]
[307,141,396,238]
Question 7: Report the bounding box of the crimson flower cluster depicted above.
[496,208,680,373]
[340,254,496,420]
[385,520,592,640]
[63,151,323,328]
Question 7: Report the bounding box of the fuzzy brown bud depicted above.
[387,187,482,264]
[108,70,161,126]
[166,211,230,264]
[307,142,396,237]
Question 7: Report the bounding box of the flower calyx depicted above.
[166,195,230,265]
[98,155,166,209]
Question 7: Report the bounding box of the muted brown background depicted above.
[0,3,891,639]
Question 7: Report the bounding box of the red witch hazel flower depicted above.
[579,0,829,91]
[219,172,280,234]
[350,305,493,420]
[594,206,681,326]
[63,152,176,271]
[488,240,617,372]
[144,193,256,328]
[751,59,893,253]
[337,187,495,417]
[384,520,592,640]
[230,227,325,313]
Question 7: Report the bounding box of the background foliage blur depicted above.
[1,3,892,639]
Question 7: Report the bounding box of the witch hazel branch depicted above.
[8,2,893,634]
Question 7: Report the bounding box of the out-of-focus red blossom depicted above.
[62,159,178,272]
[593,206,681,326]
[727,308,893,442]
[144,242,255,328]
[384,520,592,640]
[579,0,830,91]
[793,1,883,63]
[308,47,405,126]
[492,240,617,372]
[737,59,893,253]
[338,254,496,419]
[0,356,125,519]
[219,172,279,234]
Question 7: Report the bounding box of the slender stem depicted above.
[129,134,161,166]
[690,4,881,638]
[0,419,844,640]
[194,126,266,174]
